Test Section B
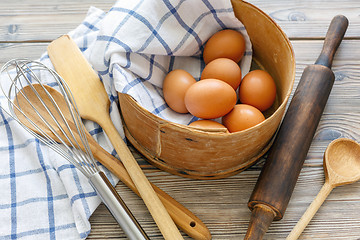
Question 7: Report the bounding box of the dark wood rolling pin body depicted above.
[245,15,349,239]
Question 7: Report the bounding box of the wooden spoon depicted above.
[14,84,210,240]
[287,138,360,240]
[47,35,184,240]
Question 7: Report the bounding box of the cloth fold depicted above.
[0,0,252,239]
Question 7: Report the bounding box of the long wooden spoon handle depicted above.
[286,182,333,240]
[87,133,211,240]
[103,118,184,240]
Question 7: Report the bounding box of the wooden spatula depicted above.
[47,35,184,240]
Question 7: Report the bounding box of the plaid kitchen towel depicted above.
[0,0,252,239]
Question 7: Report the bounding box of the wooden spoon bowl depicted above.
[324,138,360,186]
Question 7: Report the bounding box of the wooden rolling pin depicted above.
[244,15,349,239]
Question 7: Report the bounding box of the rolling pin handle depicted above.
[244,204,276,240]
[315,15,349,68]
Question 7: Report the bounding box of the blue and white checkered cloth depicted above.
[0,0,252,239]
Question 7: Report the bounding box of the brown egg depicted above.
[163,69,196,113]
[203,29,246,64]
[188,120,227,130]
[200,58,242,90]
[184,79,237,119]
[239,70,277,111]
[222,104,265,133]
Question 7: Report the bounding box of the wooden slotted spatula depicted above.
[47,35,184,240]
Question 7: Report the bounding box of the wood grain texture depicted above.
[1,0,360,41]
[0,0,114,41]
[1,0,360,239]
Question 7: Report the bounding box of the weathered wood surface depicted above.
[1,0,360,239]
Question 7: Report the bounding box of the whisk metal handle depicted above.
[89,171,149,240]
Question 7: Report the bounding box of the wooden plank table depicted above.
[1,0,360,239]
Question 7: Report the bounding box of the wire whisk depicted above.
[0,59,149,240]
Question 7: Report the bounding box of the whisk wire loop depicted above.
[1,59,99,178]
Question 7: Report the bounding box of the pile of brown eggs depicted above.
[162,29,277,133]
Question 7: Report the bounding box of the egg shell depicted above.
[222,104,265,133]
[203,29,246,64]
[200,58,242,90]
[162,69,196,113]
[189,120,227,129]
[184,78,237,119]
[239,69,277,111]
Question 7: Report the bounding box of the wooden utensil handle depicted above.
[244,204,276,240]
[87,133,211,240]
[101,118,184,240]
[315,15,349,68]
[286,182,333,240]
